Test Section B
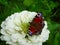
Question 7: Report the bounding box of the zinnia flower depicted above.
[0,10,50,45]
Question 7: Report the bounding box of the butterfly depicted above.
[29,13,45,35]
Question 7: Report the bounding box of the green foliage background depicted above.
[0,0,60,45]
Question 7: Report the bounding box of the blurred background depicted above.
[0,0,60,45]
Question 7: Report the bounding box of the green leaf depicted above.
[54,32,59,45]
[0,0,8,6]
[23,0,33,6]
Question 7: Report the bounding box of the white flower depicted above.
[0,10,50,45]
